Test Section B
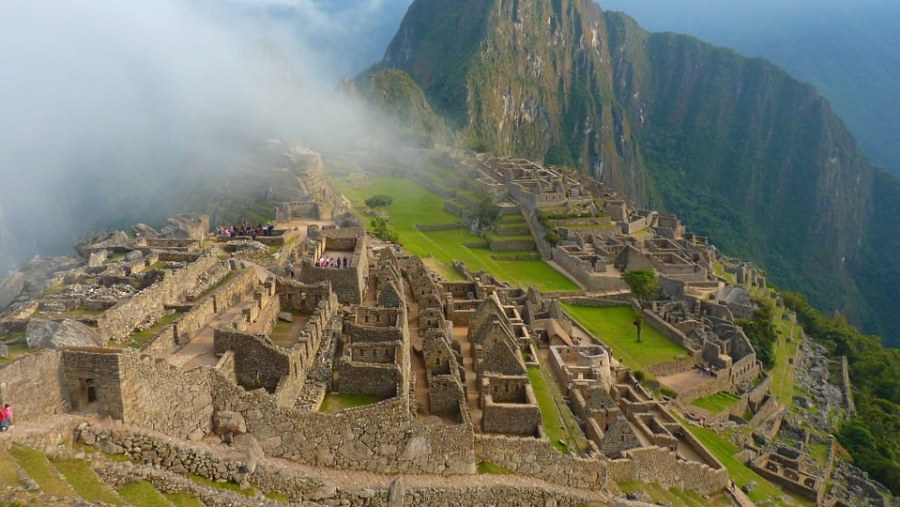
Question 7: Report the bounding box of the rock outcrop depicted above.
[26,318,105,349]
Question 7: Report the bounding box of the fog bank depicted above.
[0,0,411,271]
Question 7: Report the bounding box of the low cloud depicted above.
[0,0,409,270]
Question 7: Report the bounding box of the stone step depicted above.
[52,457,126,505]
[117,480,178,507]
[8,444,78,498]
[0,442,27,490]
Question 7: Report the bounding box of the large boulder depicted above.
[74,230,132,259]
[26,318,105,349]
[160,214,209,240]
[0,271,25,311]
[131,223,158,239]
[214,410,247,435]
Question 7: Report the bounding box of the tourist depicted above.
[3,404,11,428]
[288,263,295,279]
[0,404,9,431]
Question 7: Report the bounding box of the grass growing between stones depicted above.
[187,474,254,497]
[263,491,290,502]
[618,481,732,507]
[0,446,24,488]
[527,365,589,454]
[562,304,687,371]
[165,492,206,507]
[8,445,76,498]
[691,392,741,414]
[332,176,578,292]
[683,424,810,506]
[124,311,183,349]
[117,480,176,507]
[0,343,31,367]
[52,459,123,505]
[476,461,514,475]
[319,393,384,413]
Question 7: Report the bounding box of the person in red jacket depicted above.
[0,405,8,431]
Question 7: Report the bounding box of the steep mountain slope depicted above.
[370,0,900,346]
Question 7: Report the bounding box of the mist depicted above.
[0,0,412,272]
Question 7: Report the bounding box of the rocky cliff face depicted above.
[371,0,900,346]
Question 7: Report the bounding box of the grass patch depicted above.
[476,460,514,474]
[691,392,741,414]
[527,365,589,454]
[809,442,831,466]
[263,491,290,502]
[197,270,235,300]
[165,492,206,507]
[0,446,24,488]
[9,446,76,498]
[319,393,383,413]
[683,423,811,506]
[124,311,183,349]
[618,481,732,507]
[52,459,123,505]
[0,343,32,367]
[43,282,67,297]
[771,308,800,406]
[333,176,578,292]
[563,304,687,371]
[117,481,175,507]
[187,474,253,497]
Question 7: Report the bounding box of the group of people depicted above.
[316,256,349,269]
[0,404,13,431]
[696,363,718,377]
[216,222,276,239]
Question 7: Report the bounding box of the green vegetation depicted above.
[370,216,399,243]
[263,491,290,502]
[621,269,660,343]
[562,304,686,371]
[527,365,589,454]
[476,461,514,475]
[690,392,741,414]
[165,493,205,507]
[9,446,76,498]
[333,176,578,291]
[124,311,183,349]
[364,195,393,208]
[52,459,123,505]
[43,282,67,297]
[737,299,777,369]
[0,446,23,489]
[117,481,175,507]
[618,481,732,507]
[683,424,807,506]
[319,393,383,413]
[0,343,31,367]
[784,292,900,494]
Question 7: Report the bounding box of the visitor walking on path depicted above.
[0,404,11,431]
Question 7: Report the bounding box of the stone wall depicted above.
[211,378,473,475]
[0,350,65,422]
[118,353,216,440]
[61,349,124,418]
[607,444,728,495]
[336,362,400,397]
[95,253,220,343]
[474,434,607,490]
[214,330,290,395]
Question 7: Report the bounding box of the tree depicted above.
[622,269,660,343]
[365,195,393,208]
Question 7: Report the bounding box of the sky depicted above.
[0,0,412,270]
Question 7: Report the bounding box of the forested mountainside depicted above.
[366,0,900,348]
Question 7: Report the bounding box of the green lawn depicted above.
[53,459,123,505]
[562,304,687,372]
[527,366,589,454]
[0,343,32,367]
[691,392,741,414]
[9,446,76,498]
[165,492,206,507]
[117,481,176,507]
[771,307,800,406]
[319,393,384,413]
[187,473,254,497]
[333,176,578,292]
